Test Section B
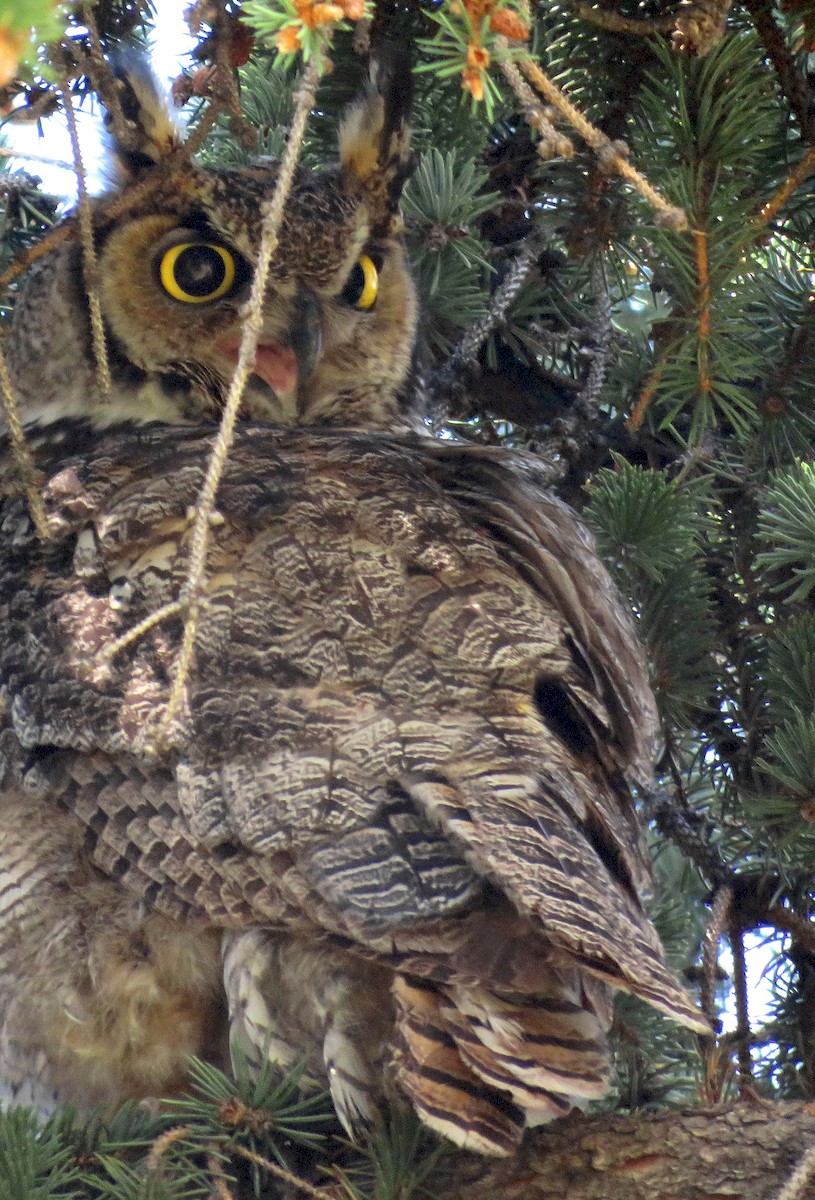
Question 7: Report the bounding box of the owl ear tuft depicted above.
[104,51,183,182]
[339,51,414,235]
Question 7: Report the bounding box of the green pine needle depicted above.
[329,1109,442,1200]
[757,463,815,602]
[163,1050,335,1155]
[92,1157,207,1200]
[586,462,710,582]
[0,1107,81,1200]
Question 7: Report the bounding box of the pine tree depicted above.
[4,0,815,1193]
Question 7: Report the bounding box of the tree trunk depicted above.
[430,1102,814,1200]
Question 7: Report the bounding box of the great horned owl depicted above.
[0,60,706,1155]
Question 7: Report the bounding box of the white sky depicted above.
[5,0,194,197]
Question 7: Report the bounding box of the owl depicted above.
[0,58,707,1155]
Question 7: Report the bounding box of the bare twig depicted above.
[575,257,613,412]
[62,83,111,400]
[755,143,815,231]
[182,100,222,159]
[643,789,733,886]
[502,44,687,231]
[158,56,323,745]
[568,0,676,35]
[644,793,815,970]
[0,221,76,292]
[146,1125,191,1171]
[0,344,49,540]
[93,599,187,669]
[743,0,815,142]
[498,55,573,160]
[0,145,76,171]
[693,228,712,398]
[79,3,130,144]
[766,904,815,958]
[207,1151,237,1200]
[353,15,372,54]
[428,235,540,405]
[212,1,256,149]
[231,1144,336,1200]
[701,884,733,1032]
[626,343,675,430]
[728,921,754,1092]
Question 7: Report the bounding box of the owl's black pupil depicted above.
[343,262,365,305]
[175,245,226,296]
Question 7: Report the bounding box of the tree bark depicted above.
[430,1102,815,1200]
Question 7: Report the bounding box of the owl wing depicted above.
[0,424,705,1153]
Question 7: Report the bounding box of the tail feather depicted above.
[441,985,610,1102]
[439,1003,572,1115]
[391,966,617,1156]
[391,976,524,1156]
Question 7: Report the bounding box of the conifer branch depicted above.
[627,346,673,431]
[728,922,755,1094]
[566,0,676,35]
[0,344,50,541]
[434,1103,815,1200]
[742,0,815,141]
[511,46,688,230]
[671,0,733,55]
[755,143,815,230]
[693,228,712,400]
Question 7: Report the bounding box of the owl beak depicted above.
[290,284,323,382]
[217,285,323,409]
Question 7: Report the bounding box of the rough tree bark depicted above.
[428,1102,815,1200]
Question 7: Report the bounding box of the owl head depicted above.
[6,56,418,432]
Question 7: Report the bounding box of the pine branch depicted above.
[742,0,815,142]
[430,1102,815,1200]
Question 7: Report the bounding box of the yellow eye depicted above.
[342,254,379,309]
[159,241,236,304]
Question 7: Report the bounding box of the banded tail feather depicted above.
[392,977,527,1156]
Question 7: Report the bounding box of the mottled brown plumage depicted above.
[0,59,706,1154]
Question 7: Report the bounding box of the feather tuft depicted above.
[105,51,183,181]
[339,52,414,235]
